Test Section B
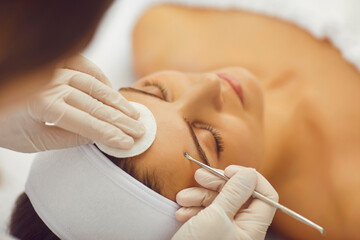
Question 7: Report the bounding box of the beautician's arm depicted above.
[173,166,278,240]
[0,55,144,152]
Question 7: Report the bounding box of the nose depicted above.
[177,74,223,120]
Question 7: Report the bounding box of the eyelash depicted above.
[144,81,170,101]
[194,122,224,154]
[143,82,224,155]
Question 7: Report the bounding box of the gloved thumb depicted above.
[211,167,257,218]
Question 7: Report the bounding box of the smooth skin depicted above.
[131,4,360,240]
[120,67,264,199]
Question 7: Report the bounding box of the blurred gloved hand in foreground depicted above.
[172,166,279,240]
[0,55,144,152]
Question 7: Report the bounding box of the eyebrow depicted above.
[185,120,211,166]
[119,87,210,166]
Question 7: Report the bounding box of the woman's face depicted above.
[120,67,264,200]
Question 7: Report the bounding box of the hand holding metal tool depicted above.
[174,154,279,240]
[183,152,325,236]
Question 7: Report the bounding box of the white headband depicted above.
[25,144,182,240]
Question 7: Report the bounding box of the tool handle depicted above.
[252,191,325,235]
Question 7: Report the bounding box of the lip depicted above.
[217,73,244,105]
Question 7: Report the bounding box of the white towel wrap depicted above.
[25,144,181,240]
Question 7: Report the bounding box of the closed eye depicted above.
[193,122,224,158]
[143,81,171,101]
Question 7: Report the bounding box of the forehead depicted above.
[120,88,199,198]
[135,70,200,86]
[139,70,189,80]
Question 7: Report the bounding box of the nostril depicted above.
[199,74,222,90]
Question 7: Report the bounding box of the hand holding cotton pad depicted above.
[96,102,157,158]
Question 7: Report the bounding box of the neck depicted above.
[258,77,299,179]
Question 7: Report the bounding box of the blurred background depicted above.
[1,0,359,238]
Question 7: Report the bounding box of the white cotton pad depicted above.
[95,102,157,158]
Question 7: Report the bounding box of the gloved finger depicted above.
[234,170,278,227]
[30,125,93,151]
[49,102,134,149]
[175,207,204,222]
[211,167,257,219]
[194,168,227,192]
[65,88,144,138]
[66,70,140,119]
[61,55,112,87]
[176,187,218,207]
[225,165,278,201]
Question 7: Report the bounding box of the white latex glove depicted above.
[172,166,279,240]
[0,55,144,152]
[0,232,17,240]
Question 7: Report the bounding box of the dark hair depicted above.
[9,150,162,239]
[9,193,60,240]
[104,152,163,196]
[0,0,113,86]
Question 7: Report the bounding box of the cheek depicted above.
[132,135,199,201]
[129,102,200,201]
[153,133,201,200]
[218,123,264,169]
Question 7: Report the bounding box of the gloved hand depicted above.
[172,165,279,240]
[0,55,144,152]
